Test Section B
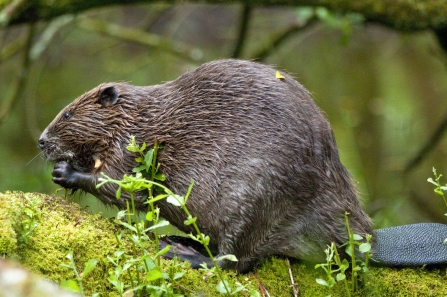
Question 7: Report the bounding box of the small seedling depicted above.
[60,250,98,297]
[428,167,447,211]
[20,194,42,242]
[428,167,447,243]
[315,212,372,296]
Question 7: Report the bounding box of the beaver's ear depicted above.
[98,86,119,107]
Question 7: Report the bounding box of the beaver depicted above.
[39,59,447,272]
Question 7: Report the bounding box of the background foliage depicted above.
[1,3,447,227]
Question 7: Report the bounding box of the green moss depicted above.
[366,267,447,296]
[0,191,123,295]
[1,191,447,296]
[0,207,17,255]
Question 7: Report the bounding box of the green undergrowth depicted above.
[1,191,447,296]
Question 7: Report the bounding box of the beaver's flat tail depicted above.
[373,223,447,266]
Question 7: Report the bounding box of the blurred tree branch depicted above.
[2,0,447,31]
[76,17,204,62]
[252,19,318,61]
[231,5,251,58]
[0,23,34,124]
[405,110,447,173]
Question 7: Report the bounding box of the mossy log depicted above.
[2,0,447,31]
[1,191,446,296]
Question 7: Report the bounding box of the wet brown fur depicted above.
[39,59,374,272]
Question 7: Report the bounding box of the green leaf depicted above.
[60,279,81,292]
[24,208,34,217]
[216,280,231,294]
[201,235,210,245]
[184,179,195,203]
[359,242,371,253]
[155,245,172,258]
[249,289,262,297]
[132,164,146,173]
[345,245,353,257]
[187,233,199,242]
[215,254,238,262]
[146,268,163,282]
[353,234,363,241]
[118,222,137,232]
[140,142,147,152]
[83,259,98,278]
[166,195,182,206]
[144,149,154,168]
[151,194,169,203]
[65,251,74,261]
[336,273,346,282]
[154,173,166,181]
[174,271,186,280]
[315,7,330,21]
[114,250,125,258]
[116,186,122,199]
[427,177,437,186]
[126,145,139,152]
[316,278,328,286]
[435,188,444,196]
[146,211,153,222]
[144,220,170,232]
[340,258,350,270]
[184,216,197,225]
[116,210,126,220]
[295,7,314,22]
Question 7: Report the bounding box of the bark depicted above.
[1,0,447,31]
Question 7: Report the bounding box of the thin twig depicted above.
[287,259,299,297]
[30,15,74,60]
[232,5,252,58]
[0,37,26,63]
[404,109,447,172]
[252,19,318,61]
[0,0,24,27]
[77,17,204,63]
[404,29,447,172]
[250,272,269,297]
[142,4,173,31]
[0,23,34,125]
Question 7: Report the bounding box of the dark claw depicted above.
[52,161,77,188]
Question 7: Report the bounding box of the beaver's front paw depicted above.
[52,161,79,189]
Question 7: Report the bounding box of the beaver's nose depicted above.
[38,137,46,149]
[38,128,48,150]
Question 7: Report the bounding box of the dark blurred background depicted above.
[2,4,447,227]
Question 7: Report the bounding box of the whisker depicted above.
[26,151,45,166]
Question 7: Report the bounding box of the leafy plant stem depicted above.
[149,141,161,269]
[126,199,140,292]
[344,212,357,291]
[175,182,231,295]
[428,167,447,208]
[332,243,351,297]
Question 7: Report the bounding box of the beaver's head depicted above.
[38,83,135,173]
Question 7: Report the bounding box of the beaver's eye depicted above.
[63,111,72,120]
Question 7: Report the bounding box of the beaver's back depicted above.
[138,60,373,271]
